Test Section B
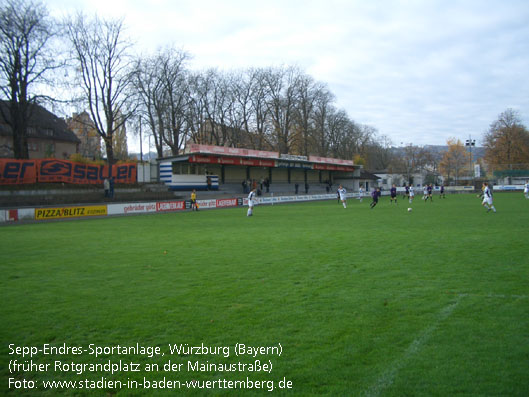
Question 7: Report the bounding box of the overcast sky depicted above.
[46,0,529,151]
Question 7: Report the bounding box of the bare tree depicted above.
[66,13,135,172]
[131,53,166,157]
[294,75,320,156]
[312,90,336,156]
[265,66,301,154]
[325,108,350,158]
[209,71,233,146]
[132,60,383,161]
[159,48,191,155]
[186,71,208,145]
[246,68,273,150]
[228,70,253,147]
[365,135,394,170]
[392,144,432,184]
[191,69,226,146]
[0,0,61,158]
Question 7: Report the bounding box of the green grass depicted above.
[1,193,528,396]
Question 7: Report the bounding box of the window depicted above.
[171,163,203,174]
[45,143,55,157]
[172,162,181,174]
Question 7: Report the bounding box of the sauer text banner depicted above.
[0,159,137,185]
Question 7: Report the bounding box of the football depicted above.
[407,208,412,212]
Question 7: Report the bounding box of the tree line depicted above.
[1,0,528,181]
[132,53,382,162]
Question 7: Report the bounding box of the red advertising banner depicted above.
[37,160,137,184]
[0,159,38,184]
[313,163,355,171]
[190,155,217,164]
[216,198,238,208]
[189,155,275,168]
[309,155,354,166]
[239,158,275,167]
[188,144,278,159]
[156,201,185,212]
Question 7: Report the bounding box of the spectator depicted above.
[103,178,110,198]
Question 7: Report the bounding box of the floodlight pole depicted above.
[139,117,146,183]
[465,135,475,184]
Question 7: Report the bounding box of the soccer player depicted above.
[338,185,347,208]
[389,184,398,205]
[426,184,433,202]
[524,180,529,199]
[247,188,257,216]
[358,186,364,202]
[190,189,198,211]
[409,185,415,204]
[409,186,415,203]
[480,182,496,213]
[370,187,381,209]
[403,184,410,200]
[422,185,428,201]
[440,184,446,199]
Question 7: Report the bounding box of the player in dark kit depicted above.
[390,184,398,205]
[370,187,381,209]
[440,185,446,198]
[403,184,409,200]
[426,184,433,202]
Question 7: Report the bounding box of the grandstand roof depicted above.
[160,144,359,172]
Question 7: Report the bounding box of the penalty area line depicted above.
[363,294,466,397]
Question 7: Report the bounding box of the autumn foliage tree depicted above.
[484,109,529,170]
[439,138,470,184]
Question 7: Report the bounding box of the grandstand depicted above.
[158,144,362,192]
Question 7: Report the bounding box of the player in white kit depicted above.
[524,180,529,199]
[247,188,256,216]
[481,182,496,213]
[338,185,347,208]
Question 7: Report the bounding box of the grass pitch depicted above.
[1,193,529,396]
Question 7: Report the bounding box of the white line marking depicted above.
[364,295,465,397]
